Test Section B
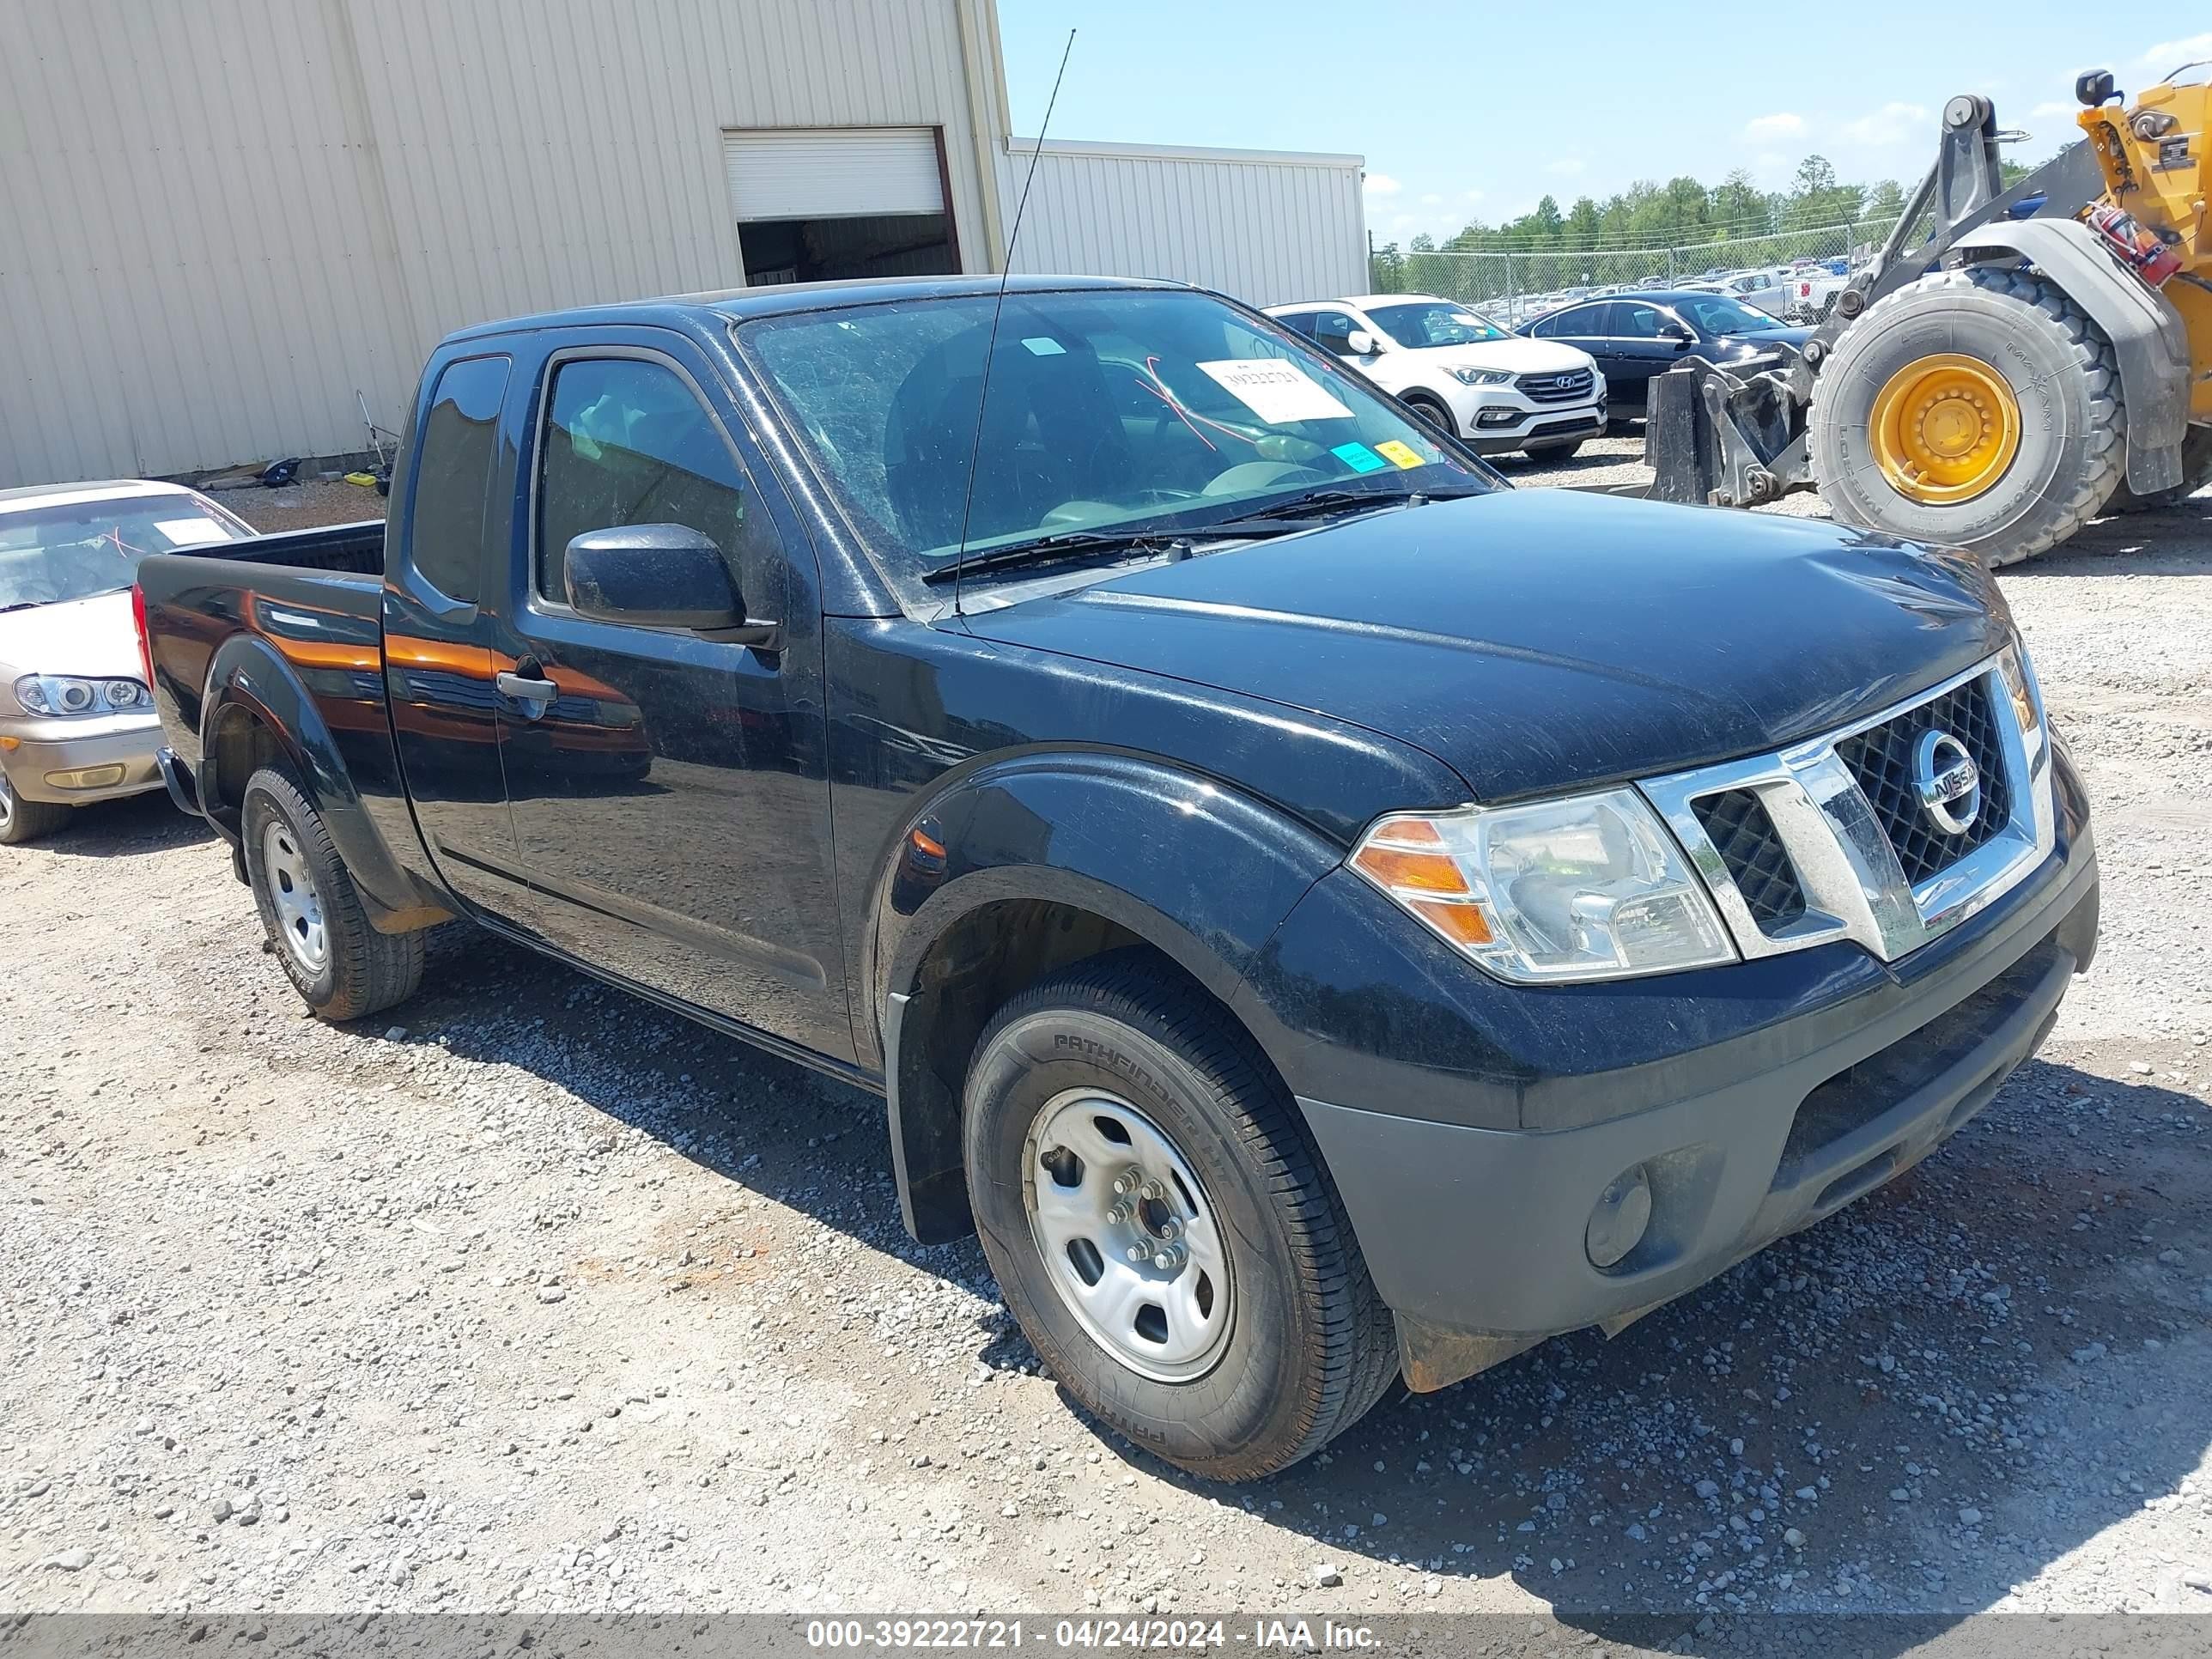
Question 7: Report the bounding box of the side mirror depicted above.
[1344,329,1379,356]
[1661,323,1695,347]
[563,524,779,647]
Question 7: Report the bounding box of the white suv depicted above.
[1266,295,1606,459]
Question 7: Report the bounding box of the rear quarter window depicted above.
[409,356,512,603]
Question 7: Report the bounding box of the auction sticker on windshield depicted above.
[1196,359,1354,424]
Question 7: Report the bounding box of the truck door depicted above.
[485,334,850,1063]
[380,351,536,914]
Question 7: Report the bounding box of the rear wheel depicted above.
[1809,268,2124,565]
[241,766,423,1021]
[963,953,1396,1481]
[0,769,71,846]
[2105,425,2212,514]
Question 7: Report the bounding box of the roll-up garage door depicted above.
[722,127,945,222]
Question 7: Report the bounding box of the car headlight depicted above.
[1350,789,1736,983]
[14,674,151,717]
[1447,366,1515,387]
[1997,635,2047,776]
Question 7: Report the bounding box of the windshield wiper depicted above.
[921,528,1184,586]
[1200,485,1483,533]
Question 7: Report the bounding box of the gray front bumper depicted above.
[1297,833,2098,1381]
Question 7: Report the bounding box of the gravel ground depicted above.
[3,457,2209,1640]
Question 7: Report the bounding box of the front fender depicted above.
[201,635,447,931]
[1955,216,2192,493]
[869,750,1346,1244]
[872,750,1344,1021]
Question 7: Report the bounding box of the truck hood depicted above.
[0,588,141,680]
[963,490,2008,805]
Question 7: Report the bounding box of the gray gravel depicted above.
[3,459,2208,1628]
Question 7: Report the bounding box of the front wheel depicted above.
[963,953,1397,1482]
[0,768,71,846]
[241,766,423,1021]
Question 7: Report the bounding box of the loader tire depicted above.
[2104,425,2212,514]
[1808,268,2124,565]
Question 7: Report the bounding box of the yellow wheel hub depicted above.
[1869,354,2021,505]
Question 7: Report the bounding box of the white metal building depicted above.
[0,0,1367,487]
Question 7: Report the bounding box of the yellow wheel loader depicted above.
[1647,60,2211,563]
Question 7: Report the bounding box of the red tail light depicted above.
[131,582,157,696]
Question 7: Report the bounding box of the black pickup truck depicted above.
[138,276,2099,1481]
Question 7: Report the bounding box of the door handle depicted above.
[495,669,557,710]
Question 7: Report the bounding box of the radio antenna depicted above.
[951,27,1075,617]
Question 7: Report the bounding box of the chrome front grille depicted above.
[1691,789,1808,930]
[1641,652,2055,965]
[1834,676,2011,884]
[1517,368,1595,404]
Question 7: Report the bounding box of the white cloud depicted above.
[1463,188,1486,203]
[1419,192,1443,206]
[1842,101,1929,146]
[2030,100,2075,118]
[2142,33,2212,68]
[1546,157,1587,176]
[1743,112,1806,143]
[1364,172,1401,197]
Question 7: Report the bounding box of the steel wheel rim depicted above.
[260,818,329,972]
[0,769,13,832]
[1869,353,2021,505]
[1023,1087,1236,1383]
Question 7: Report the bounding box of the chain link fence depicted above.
[1368,217,1903,323]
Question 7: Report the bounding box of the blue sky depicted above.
[997,4,2212,244]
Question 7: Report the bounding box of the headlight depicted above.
[1350,789,1736,983]
[14,674,151,717]
[1447,366,1515,387]
[1997,635,2047,775]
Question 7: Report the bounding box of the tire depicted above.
[1808,267,2124,566]
[1524,439,1584,461]
[963,952,1397,1482]
[1398,392,1455,437]
[0,767,71,846]
[240,765,423,1021]
[2105,425,2212,514]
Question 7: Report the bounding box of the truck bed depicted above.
[207,518,386,574]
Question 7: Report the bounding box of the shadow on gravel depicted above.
[31,789,211,858]
[2012,495,2212,572]
[349,930,2212,1648]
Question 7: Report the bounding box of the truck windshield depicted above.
[0,497,249,611]
[736,287,1486,592]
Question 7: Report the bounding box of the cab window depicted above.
[535,357,755,608]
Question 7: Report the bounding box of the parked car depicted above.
[1267,295,1606,459]
[1789,265,1850,320]
[1523,291,1813,422]
[1717,268,1797,319]
[0,479,253,844]
[140,275,2095,1483]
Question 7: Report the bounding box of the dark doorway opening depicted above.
[739,213,957,285]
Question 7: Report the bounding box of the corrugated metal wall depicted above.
[1001,140,1368,308]
[0,0,1002,486]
